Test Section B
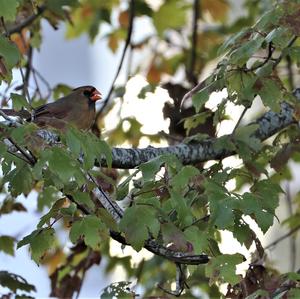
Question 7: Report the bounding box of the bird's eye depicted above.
[83,90,91,97]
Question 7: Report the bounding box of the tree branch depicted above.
[3,92,297,169]
[5,6,46,36]
[187,0,200,85]
[102,99,298,168]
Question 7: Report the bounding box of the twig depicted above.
[188,0,200,85]
[246,42,274,72]
[0,109,36,164]
[19,67,32,106]
[232,107,248,134]
[286,54,294,90]
[158,263,187,296]
[264,224,300,250]
[6,149,33,164]
[285,183,296,271]
[99,0,135,113]
[7,137,36,165]
[0,17,8,34]
[0,110,16,122]
[24,46,33,85]
[88,171,124,220]
[5,6,46,36]
[33,68,52,99]
[272,36,298,69]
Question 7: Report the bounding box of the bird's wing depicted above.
[34,100,73,120]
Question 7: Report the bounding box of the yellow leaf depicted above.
[202,0,229,21]
[118,10,129,28]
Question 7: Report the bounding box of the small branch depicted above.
[19,67,32,106]
[272,36,298,69]
[286,54,294,90]
[264,224,300,250]
[5,6,46,36]
[88,172,124,220]
[246,42,274,72]
[232,107,248,134]
[285,183,296,271]
[187,0,200,85]
[98,0,135,114]
[158,263,187,297]
[0,109,18,123]
[0,110,36,164]
[7,137,36,165]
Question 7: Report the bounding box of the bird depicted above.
[1,85,102,131]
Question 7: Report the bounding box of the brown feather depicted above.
[0,86,101,131]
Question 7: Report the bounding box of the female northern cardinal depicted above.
[2,86,102,131]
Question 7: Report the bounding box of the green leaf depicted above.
[119,205,160,251]
[256,78,283,112]
[46,148,85,186]
[10,93,30,111]
[4,163,34,196]
[204,178,228,201]
[60,202,77,216]
[209,196,235,229]
[245,289,269,299]
[232,220,253,249]
[0,271,36,293]
[171,165,199,191]
[183,111,212,135]
[46,0,79,15]
[153,0,187,36]
[213,135,236,152]
[287,46,300,65]
[37,199,65,228]
[239,180,282,234]
[287,288,300,299]
[65,127,82,156]
[37,186,59,211]
[265,27,291,48]
[192,88,210,113]
[218,28,251,55]
[226,70,256,106]
[72,191,95,210]
[184,227,209,254]
[97,208,118,232]
[255,8,281,30]
[100,281,133,299]
[65,128,112,169]
[285,272,300,281]
[139,156,164,181]
[0,0,20,21]
[229,35,264,65]
[235,125,261,150]
[98,140,112,168]
[70,215,105,250]
[169,189,193,227]
[0,36,20,69]
[17,228,55,264]
[205,254,244,285]
[0,235,15,256]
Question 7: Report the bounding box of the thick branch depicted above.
[104,100,297,168]
[2,96,297,169]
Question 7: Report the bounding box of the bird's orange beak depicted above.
[90,89,102,101]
